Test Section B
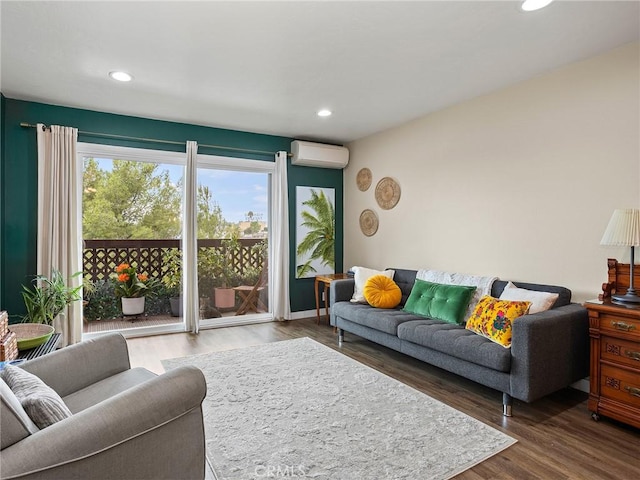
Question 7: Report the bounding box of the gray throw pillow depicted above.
[0,365,72,429]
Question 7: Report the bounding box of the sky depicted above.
[94,158,268,224]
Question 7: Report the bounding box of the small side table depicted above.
[315,273,349,324]
[18,333,61,361]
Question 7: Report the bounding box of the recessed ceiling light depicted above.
[521,0,554,12]
[317,109,332,117]
[109,71,133,82]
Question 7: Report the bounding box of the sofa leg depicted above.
[502,393,513,417]
[338,329,344,346]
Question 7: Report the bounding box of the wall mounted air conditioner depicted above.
[291,141,349,169]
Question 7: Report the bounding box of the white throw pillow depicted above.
[499,281,559,314]
[351,266,395,303]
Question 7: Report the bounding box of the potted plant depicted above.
[21,269,83,325]
[112,263,158,315]
[212,237,242,309]
[162,249,183,317]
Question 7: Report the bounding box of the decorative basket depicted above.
[1,331,18,361]
[8,324,55,351]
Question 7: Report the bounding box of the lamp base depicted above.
[612,291,640,304]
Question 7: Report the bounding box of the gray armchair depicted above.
[0,333,207,480]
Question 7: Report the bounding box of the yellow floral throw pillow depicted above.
[364,274,402,309]
[465,295,532,348]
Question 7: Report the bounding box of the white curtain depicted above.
[36,124,82,346]
[272,151,291,321]
[184,141,200,333]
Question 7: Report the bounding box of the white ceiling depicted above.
[1,1,639,144]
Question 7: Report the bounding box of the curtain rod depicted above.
[19,122,291,157]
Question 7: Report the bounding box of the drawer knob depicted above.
[624,386,640,398]
[612,321,636,332]
[624,350,640,361]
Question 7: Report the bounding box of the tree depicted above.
[83,159,181,239]
[197,185,228,239]
[296,189,335,277]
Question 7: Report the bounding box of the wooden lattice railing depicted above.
[83,239,265,283]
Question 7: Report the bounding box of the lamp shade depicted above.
[600,209,640,246]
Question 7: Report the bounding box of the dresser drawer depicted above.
[601,336,640,369]
[598,313,640,339]
[600,364,640,408]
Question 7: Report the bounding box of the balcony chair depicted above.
[233,264,268,315]
[0,333,207,480]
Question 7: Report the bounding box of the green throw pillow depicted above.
[403,279,477,325]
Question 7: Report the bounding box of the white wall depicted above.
[345,42,639,303]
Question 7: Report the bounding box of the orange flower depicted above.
[118,273,130,282]
[116,263,130,273]
[137,273,148,282]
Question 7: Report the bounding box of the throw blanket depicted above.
[416,269,499,322]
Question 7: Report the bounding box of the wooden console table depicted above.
[315,273,349,324]
[17,333,61,361]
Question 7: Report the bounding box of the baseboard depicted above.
[288,309,317,321]
[571,377,590,393]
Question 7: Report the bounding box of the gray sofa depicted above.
[330,268,590,416]
[1,333,207,479]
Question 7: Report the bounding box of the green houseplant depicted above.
[21,269,83,325]
[162,250,183,316]
[212,237,243,309]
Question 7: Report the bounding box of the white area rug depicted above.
[162,338,516,480]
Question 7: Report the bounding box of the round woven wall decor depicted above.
[359,209,379,237]
[375,177,401,210]
[356,168,372,191]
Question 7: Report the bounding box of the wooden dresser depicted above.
[586,258,640,428]
[585,300,640,428]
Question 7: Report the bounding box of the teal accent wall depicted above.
[0,94,5,309]
[0,98,343,318]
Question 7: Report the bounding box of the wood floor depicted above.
[126,318,640,480]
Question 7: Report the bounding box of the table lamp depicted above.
[600,208,640,303]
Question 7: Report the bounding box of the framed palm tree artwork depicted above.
[296,186,335,279]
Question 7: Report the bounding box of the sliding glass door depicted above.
[79,143,275,337]
[79,145,186,337]
[196,155,273,329]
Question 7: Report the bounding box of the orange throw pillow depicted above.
[364,274,402,309]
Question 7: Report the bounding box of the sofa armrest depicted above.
[0,366,207,480]
[330,279,355,327]
[510,303,589,402]
[330,278,355,305]
[21,333,131,397]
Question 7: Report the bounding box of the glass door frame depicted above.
[78,143,188,340]
[195,152,275,330]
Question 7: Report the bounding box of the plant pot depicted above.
[214,288,235,309]
[169,296,183,317]
[121,297,145,315]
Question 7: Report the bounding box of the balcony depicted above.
[83,238,267,334]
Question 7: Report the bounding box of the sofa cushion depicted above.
[351,266,395,303]
[1,365,72,429]
[332,302,422,335]
[404,280,476,325]
[491,280,570,308]
[387,268,418,306]
[62,367,157,414]
[397,319,512,372]
[499,281,559,314]
[364,275,402,309]
[465,296,531,347]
